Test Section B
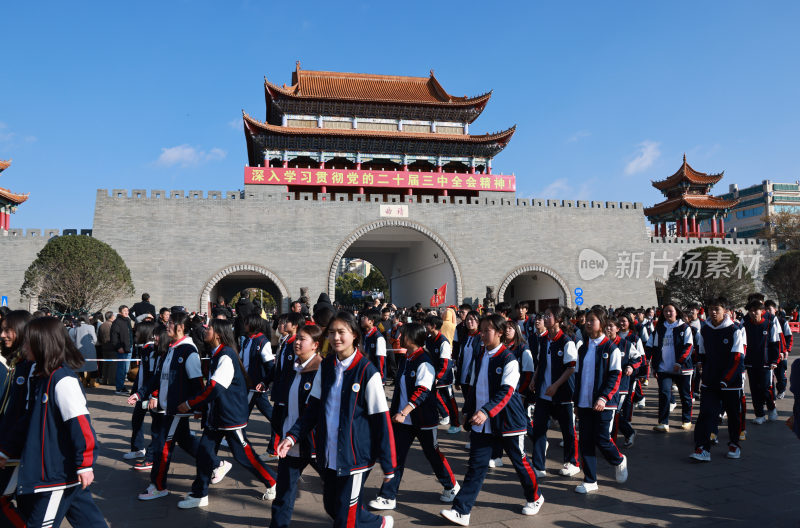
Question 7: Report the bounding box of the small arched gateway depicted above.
[199,263,290,313]
[328,219,463,307]
[498,264,571,312]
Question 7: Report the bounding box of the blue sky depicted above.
[2,1,799,230]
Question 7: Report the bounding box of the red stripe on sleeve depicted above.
[188,380,216,408]
[678,343,693,364]
[379,357,385,378]
[436,358,449,380]
[487,386,515,417]
[76,414,95,468]
[722,353,742,383]
[603,371,622,402]
[408,386,428,406]
[384,412,397,468]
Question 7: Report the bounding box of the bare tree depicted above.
[760,211,800,249]
[665,247,755,309]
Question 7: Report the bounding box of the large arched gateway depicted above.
[498,264,571,312]
[200,263,290,313]
[328,219,462,307]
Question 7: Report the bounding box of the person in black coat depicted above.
[131,293,157,320]
[110,306,134,393]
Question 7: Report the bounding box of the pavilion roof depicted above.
[643,195,739,217]
[0,159,10,172]
[265,63,492,107]
[652,155,724,191]
[0,159,30,205]
[242,111,515,145]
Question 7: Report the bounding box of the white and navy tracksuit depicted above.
[743,316,781,417]
[427,332,459,427]
[272,334,297,404]
[575,336,624,484]
[241,332,275,422]
[7,366,106,528]
[285,350,395,527]
[141,336,207,491]
[694,318,745,451]
[269,354,321,528]
[0,360,35,528]
[131,342,157,459]
[646,321,694,425]
[363,328,387,380]
[378,347,456,502]
[184,344,276,498]
[530,330,579,471]
[453,344,540,516]
[613,332,644,440]
[455,331,482,406]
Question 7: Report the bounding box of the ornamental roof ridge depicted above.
[0,159,11,172]
[643,194,739,216]
[242,111,516,144]
[651,155,724,191]
[0,186,29,205]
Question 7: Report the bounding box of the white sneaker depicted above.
[558,462,580,477]
[138,484,169,501]
[368,496,396,510]
[669,402,677,412]
[768,409,779,421]
[521,494,544,516]
[623,432,635,448]
[123,449,146,460]
[382,516,394,528]
[534,469,547,478]
[653,423,669,433]
[725,444,741,459]
[777,391,786,400]
[615,455,628,483]
[575,481,599,494]
[488,457,503,468]
[690,448,711,462]
[177,494,208,509]
[635,398,646,409]
[681,422,692,430]
[752,416,766,425]
[447,425,461,434]
[439,416,451,426]
[440,509,470,526]
[643,379,649,387]
[210,460,232,485]
[262,484,276,501]
[439,482,460,503]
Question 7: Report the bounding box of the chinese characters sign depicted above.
[380,205,408,218]
[245,167,516,192]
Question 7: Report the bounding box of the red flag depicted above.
[430,283,447,307]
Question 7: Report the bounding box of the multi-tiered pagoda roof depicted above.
[0,159,29,206]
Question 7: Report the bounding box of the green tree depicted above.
[665,246,754,309]
[230,288,277,311]
[21,235,134,314]
[335,272,363,305]
[361,268,390,301]
[763,250,800,307]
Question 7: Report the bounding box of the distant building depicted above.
[711,180,800,239]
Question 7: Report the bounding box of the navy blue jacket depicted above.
[743,315,780,368]
[287,350,396,477]
[145,337,203,416]
[363,328,386,379]
[272,334,297,403]
[646,322,694,374]
[574,337,622,409]
[426,332,454,387]
[187,344,250,430]
[0,360,35,459]
[463,345,528,436]
[533,330,576,403]
[16,366,98,494]
[455,332,482,387]
[390,347,438,429]
[699,320,744,389]
[612,336,641,395]
[272,354,321,460]
[241,333,274,387]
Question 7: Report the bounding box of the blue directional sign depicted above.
[575,297,584,306]
[574,288,583,297]
[0,296,7,307]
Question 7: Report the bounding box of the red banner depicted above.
[245,167,515,192]
[430,283,447,307]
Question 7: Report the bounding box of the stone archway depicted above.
[498,264,572,310]
[199,263,290,313]
[328,219,463,306]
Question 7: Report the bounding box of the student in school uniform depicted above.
[765,300,793,399]
[0,317,107,528]
[690,297,745,462]
[573,308,628,494]
[614,313,644,447]
[176,319,277,509]
[276,311,396,528]
[441,314,544,526]
[272,312,303,405]
[0,310,32,527]
[455,310,482,448]
[528,306,580,478]
[269,324,323,528]
[742,299,781,424]
[369,322,459,511]
[424,315,460,434]
[129,311,213,501]
[361,310,388,381]
[123,321,158,464]
[646,303,694,432]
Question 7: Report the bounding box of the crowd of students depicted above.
[0,290,797,527]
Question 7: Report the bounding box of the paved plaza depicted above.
[79,358,799,528]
